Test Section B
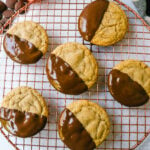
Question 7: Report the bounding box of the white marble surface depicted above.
[0,0,150,150]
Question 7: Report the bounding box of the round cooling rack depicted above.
[0,0,150,149]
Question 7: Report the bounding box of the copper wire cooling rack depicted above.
[0,0,150,149]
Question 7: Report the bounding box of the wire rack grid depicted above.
[0,0,150,149]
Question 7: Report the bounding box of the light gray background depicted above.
[0,0,150,150]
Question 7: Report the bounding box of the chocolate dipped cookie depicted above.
[108,60,150,107]
[0,86,48,138]
[46,42,98,95]
[58,100,110,150]
[78,0,128,46]
[3,21,48,64]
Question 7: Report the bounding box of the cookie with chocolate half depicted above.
[58,100,110,150]
[108,60,150,107]
[0,86,48,138]
[78,0,128,46]
[46,42,98,95]
[3,21,48,64]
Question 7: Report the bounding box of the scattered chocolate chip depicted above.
[0,1,7,13]
[15,0,25,11]
[3,10,15,18]
[6,0,17,9]
[0,0,28,34]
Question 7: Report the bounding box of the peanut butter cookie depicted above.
[108,59,150,107]
[3,21,48,64]
[46,42,98,95]
[58,100,110,150]
[78,0,128,46]
[0,86,48,137]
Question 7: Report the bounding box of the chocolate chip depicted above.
[6,0,17,9]
[15,0,25,11]
[0,1,7,13]
[3,10,15,18]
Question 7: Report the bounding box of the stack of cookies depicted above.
[0,0,150,149]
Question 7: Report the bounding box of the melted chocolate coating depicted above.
[78,0,109,41]
[3,33,43,64]
[108,69,149,107]
[0,107,47,138]
[59,108,96,150]
[46,54,88,95]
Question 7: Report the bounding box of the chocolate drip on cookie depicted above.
[46,54,88,95]
[0,107,47,137]
[59,108,96,150]
[78,0,109,41]
[108,69,149,107]
[3,33,43,64]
